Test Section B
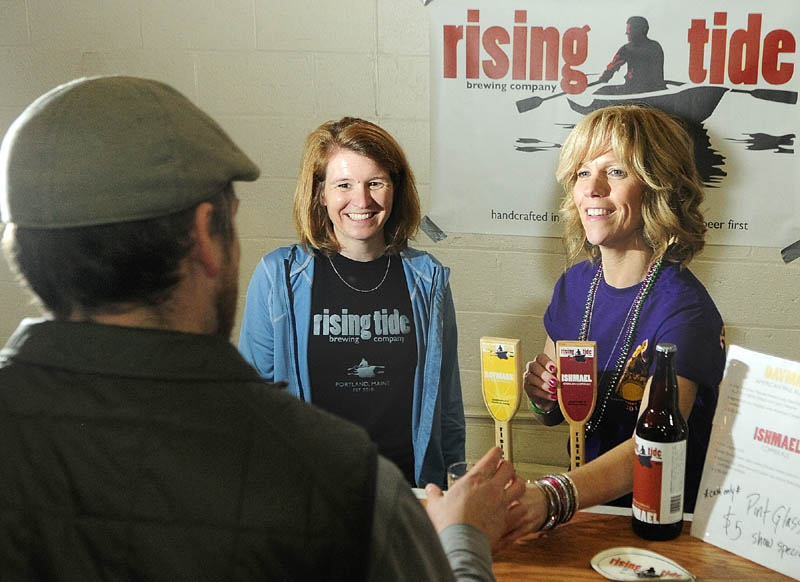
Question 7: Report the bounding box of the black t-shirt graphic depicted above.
[308,252,417,484]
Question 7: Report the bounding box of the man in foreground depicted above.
[0,76,527,580]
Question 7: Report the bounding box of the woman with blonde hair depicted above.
[518,105,725,531]
[239,117,464,488]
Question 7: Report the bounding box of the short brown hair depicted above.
[4,186,237,320]
[556,105,707,266]
[292,117,421,255]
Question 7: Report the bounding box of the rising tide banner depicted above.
[427,0,799,248]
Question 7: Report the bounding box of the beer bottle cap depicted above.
[655,343,677,354]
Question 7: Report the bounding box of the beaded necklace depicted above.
[579,256,664,437]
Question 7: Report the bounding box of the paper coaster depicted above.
[591,547,695,581]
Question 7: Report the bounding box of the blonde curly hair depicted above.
[556,105,707,267]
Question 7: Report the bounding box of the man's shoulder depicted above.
[239,383,378,541]
[243,381,377,466]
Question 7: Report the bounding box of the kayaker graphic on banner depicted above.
[427,1,799,249]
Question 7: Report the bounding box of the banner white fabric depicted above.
[427,0,800,248]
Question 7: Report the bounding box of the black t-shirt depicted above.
[308,252,417,484]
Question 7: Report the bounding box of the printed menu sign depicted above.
[691,345,800,580]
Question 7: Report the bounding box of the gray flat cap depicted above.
[0,76,260,228]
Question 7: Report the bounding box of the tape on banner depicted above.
[780,239,800,264]
[421,215,447,242]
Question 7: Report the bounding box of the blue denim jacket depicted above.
[238,244,465,488]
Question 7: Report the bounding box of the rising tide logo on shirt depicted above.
[347,358,386,378]
[312,308,412,343]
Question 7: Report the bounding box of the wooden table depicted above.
[493,507,794,581]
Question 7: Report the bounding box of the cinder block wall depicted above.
[1,0,797,479]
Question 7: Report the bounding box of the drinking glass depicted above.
[447,461,470,489]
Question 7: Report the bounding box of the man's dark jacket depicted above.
[0,319,376,580]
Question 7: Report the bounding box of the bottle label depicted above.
[632,436,686,524]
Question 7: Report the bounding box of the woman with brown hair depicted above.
[239,117,464,489]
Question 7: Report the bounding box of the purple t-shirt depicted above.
[544,260,725,511]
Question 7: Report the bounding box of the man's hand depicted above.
[424,447,526,553]
[497,481,549,546]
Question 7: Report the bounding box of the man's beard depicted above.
[214,263,238,340]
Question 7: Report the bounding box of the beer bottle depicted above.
[632,343,688,540]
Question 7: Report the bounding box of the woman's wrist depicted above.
[527,397,564,426]
[527,397,557,415]
[531,473,580,532]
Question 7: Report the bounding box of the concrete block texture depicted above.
[314,53,377,118]
[378,0,429,56]
[28,0,141,51]
[141,0,255,50]
[0,47,83,110]
[378,55,429,119]
[255,0,375,53]
[0,1,30,46]
[196,52,315,116]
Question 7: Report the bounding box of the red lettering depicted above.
[482,26,510,79]
[728,14,761,84]
[754,427,800,452]
[686,12,795,85]
[687,19,709,83]
[609,557,641,571]
[512,10,527,80]
[710,12,728,84]
[442,25,463,78]
[466,10,480,79]
[763,29,795,84]
[440,11,591,86]
[561,25,590,93]
[529,26,560,80]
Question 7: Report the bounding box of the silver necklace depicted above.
[590,296,638,377]
[328,254,391,293]
[579,257,664,437]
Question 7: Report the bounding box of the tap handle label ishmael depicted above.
[556,340,597,471]
[480,337,522,464]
